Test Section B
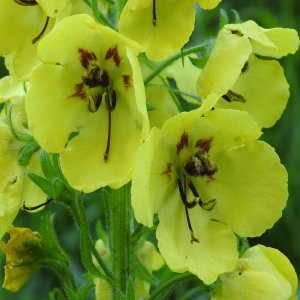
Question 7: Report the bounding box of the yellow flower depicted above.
[0,227,43,292]
[197,20,300,128]
[1,0,91,80]
[212,245,298,300]
[26,14,149,192]
[131,103,288,283]
[0,79,47,238]
[119,0,222,61]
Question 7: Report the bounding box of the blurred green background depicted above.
[0,0,299,299]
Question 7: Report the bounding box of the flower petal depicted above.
[197,28,252,98]
[196,0,222,10]
[216,54,289,128]
[26,64,88,153]
[0,0,44,55]
[119,0,195,61]
[213,245,298,300]
[157,194,238,284]
[209,141,288,237]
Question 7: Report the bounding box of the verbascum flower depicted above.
[119,0,222,61]
[0,79,47,238]
[212,245,298,300]
[131,102,288,284]
[26,14,149,192]
[197,20,300,128]
[0,227,43,292]
[93,240,164,299]
[1,0,91,80]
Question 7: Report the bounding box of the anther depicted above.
[152,0,157,26]
[104,90,117,162]
[32,16,50,44]
[13,0,37,6]
[22,198,53,211]
[88,94,102,113]
[222,90,246,103]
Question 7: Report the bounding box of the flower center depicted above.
[184,152,218,178]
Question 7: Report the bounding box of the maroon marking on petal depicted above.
[105,46,121,66]
[195,138,212,153]
[78,48,97,69]
[71,82,86,100]
[122,75,131,88]
[162,163,173,180]
[177,132,189,155]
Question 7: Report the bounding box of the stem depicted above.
[144,43,210,85]
[70,193,116,287]
[108,184,133,298]
[148,273,195,300]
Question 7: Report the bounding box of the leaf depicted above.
[219,9,229,29]
[25,171,53,197]
[188,56,209,69]
[18,141,40,167]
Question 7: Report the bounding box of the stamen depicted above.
[88,94,102,112]
[222,90,246,103]
[13,0,37,6]
[104,90,117,162]
[188,181,202,204]
[178,178,199,244]
[22,198,53,211]
[32,16,50,44]
[188,181,216,211]
[152,0,157,26]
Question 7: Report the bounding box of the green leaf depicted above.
[5,103,34,142]
[231,9,242,23]
[39,149,57,179]
[78,283,95,300]
[219,8,229,29]
[49,288,66,300]
[188,55,209,69]
[126,277,135,300]
[18,141,40,166]
[25,171,54,197]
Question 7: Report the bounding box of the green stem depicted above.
[144,43,210,85]
[148,273,195,300]
[108,184,133,298]
[70,193,116,287]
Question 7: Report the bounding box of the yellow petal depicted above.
[119,0,195,61]
[216,54,290,128]
[36,0,70,17]
[209,141,288,237]
[23,152,48,210]
[157,193,238,284]
[0,124,23,239]
[0,76,24,103]
[163,54,201,104]
[197,27,252,98]
[26,64,87,153]
[0,0,45,55]
[213,245,298,300]
[196,0,222,10]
